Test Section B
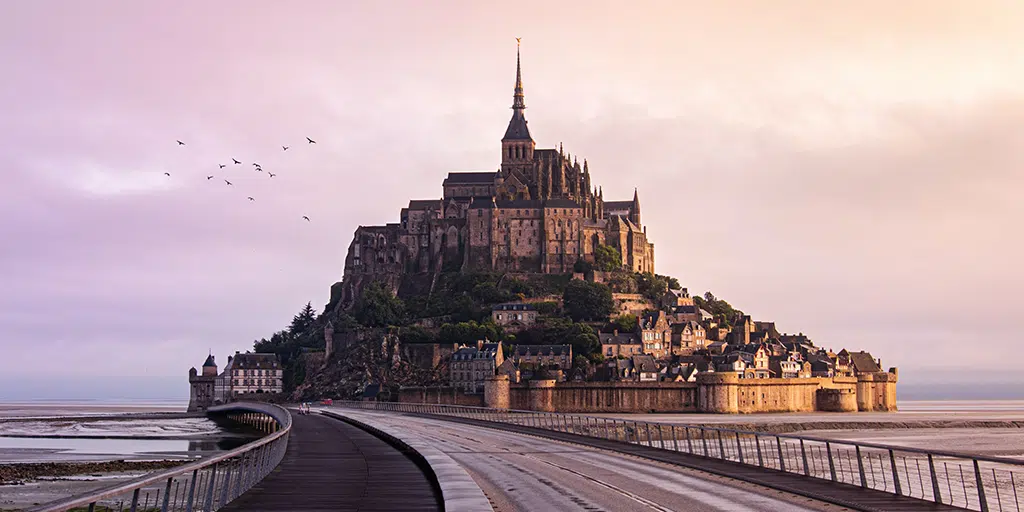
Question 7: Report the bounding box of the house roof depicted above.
[232,353,280,369]
[202,354,216,367]
[493,302,536,312]
[848,351,881,373]
[599,332,641,345]
[513,344,571,357]
[670,321,703,334]
[604,200,633,212]
[503,109,532,141]
[631,354,659,373]
[407,199,443,210]
[444,172,496,184]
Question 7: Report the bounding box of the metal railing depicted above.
[335,401,1024,512]
[27,402,291,512]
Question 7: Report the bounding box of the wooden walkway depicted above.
[220,413,441,512]
[419,414,964,512]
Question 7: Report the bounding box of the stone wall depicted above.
[398,369,898,414]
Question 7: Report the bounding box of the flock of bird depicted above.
[168,137,317,222]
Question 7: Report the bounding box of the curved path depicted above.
[336,409,852,512]
[220,413,441,512]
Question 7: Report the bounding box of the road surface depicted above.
[337,409,850,512]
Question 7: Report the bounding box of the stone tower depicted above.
[324,320,334,365]
[630,188,641,227]
[201,353,217,376]
[500,38,536,190]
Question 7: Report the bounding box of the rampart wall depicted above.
[398,368,898,414]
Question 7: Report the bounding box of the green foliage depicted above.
[399,325,437,344]
[666,276,681,290]
[636,272,669,302]
[437,320,507,345]
[573,258,594,274]
[693,291,744,327]
[533,301,560,316]
[594,244,622,271]
[354,281,407,328]
[289,302,317,336]
[563,280,614,322]
[606,272,638,293]
[612,313,638,333]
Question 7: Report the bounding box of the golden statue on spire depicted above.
[516,37,521,46]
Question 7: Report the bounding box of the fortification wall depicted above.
[398,370,899,414]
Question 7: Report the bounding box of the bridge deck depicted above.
[417,413,962,512]
[219,413,441,512]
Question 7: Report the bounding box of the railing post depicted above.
[800,439,810,476]
[889,449,902,496]
[776,436,786,472]
[204,464,218,511]
[755,435,764,467]
[717,430,726,460]
[161,476,173,512]
[685,426,693,454]
[184,469,198,512]
[670,425,679,451]
[927,454,943,504]
[826,442,837,482]
[701,428,710,457]
[735,432,744,464]
[129,488,141,512]
[855,446,867,488]
[219,460,233,506]
[974,459,989,512]
[645,423,653,447]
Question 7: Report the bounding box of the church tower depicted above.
[500,38,536,190]
[630,188,642,226]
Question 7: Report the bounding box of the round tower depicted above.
[202,354,217,377]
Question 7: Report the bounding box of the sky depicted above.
[1,1,1022,399]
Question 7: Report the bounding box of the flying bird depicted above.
[219,164,226,169]
[255,167,263,172]
[268,172,276,177]
[232,158,241,165]
[164,172,171,176]
[306,137,316,144]
[176,140,185,145]
[207,175,214,180]
[247,197,255,201]
[225,180,233,185]
[252,162,260,167]
[302,216,310,221]
[282,145,289,151]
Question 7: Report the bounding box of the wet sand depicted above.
[0,403,187,420]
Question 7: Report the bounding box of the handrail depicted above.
[27,402,292,512]
[336,400,1024,512]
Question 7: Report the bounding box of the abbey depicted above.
[342,44,655,284]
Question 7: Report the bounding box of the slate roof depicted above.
[233,353,280,369]
[599,332,642,345]
[513,344,571,357]
[493,303,536,311]
[444,172,496,184]
[407,199,442,210]
[631,354,659,373]
[604,200,633,212]
[502,110,532,141]
[849,351,882,373]
[203,354,216,367]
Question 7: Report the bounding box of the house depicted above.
[808,356,834,377]
[706,340,729,355]
[670,320,706,355]
[230,352,284,395]
[660,288,694,309]
[491,303,538,330]
[450,340,504,393]
[668,304,700,323]
[631,354,660,382]
[739,343,771,371]
[511,344,573,371]
[594,358,635,381]
[639,311,672,358]
[599,331,643,358]
[770,356,802,379]
[496,357,520,383]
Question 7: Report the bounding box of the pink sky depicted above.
[1,1,1022,387]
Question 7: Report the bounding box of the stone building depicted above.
[229,352,283,395]
[338,42,655,305]
[450,341,504,393]
[491,302,538,330]
[599,331,643,359]
[511,344,572,370]
[187,354,218,412]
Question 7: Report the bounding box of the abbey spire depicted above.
[502,38,533,142]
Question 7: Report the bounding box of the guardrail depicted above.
[336,401,1024,512]
[27,402,292,512]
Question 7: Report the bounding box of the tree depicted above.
[573,258,594,274]
[612,314,638,334]
[289,302,317,336]
[354,281,407,328]
[636,272,668,302]
[563,280,614,322]
[594,244,622,271]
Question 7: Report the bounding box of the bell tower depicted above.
[501,38,535,184]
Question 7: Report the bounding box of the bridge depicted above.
[28,401,1023,511]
